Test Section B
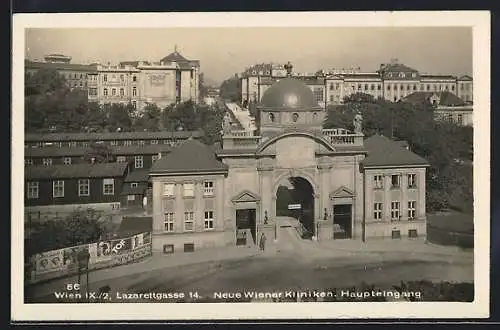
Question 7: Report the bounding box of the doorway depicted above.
[333,204,352,239]
[236,209,256,244]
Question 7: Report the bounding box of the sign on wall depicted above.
[34,249,65,274]
[288,204,302,210]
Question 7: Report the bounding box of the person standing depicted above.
[259,233,267,252]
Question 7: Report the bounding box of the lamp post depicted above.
[77,248,90,302]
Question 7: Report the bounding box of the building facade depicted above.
[149,65,429,253]
[240,60,473,107]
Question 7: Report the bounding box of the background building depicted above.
[240,59,473,107]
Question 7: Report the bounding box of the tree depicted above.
[162,100,198,131]
[83,143,116,163]
[198,72,209,100]
[26,209,110,255]
[133,103,162,131]
[105,103,133,132]
[25,68,68,96]
[219,74,241,102]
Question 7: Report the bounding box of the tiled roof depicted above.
[380,63,418,73]
[438,91,466,106]
[25,60,98,72]
[150,139,228,174]
[120,183,148,195]
[25,163,129,180]
[25,130,202,142]
[124,170,150,182]
[25,145,172,158]
[362,134,428,168]
[420,74,457,80]
[118,216,152,237]
[160,51,190,63]
[458,75,473,81]
[403,91,465,106]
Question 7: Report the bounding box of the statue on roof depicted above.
[353,111,363,134]
[284,61,293,76]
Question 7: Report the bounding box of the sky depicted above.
[25,27,472,85]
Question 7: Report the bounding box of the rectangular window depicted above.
[111,88,116,96]
[69,141,77,148]
[103,88,108,96]
[130,182,138,188]
[163,183,175,196]
[203,181,214,196]
[313,88,323,102]
[204,211,214,230]
[391,201,400,221]
[184,211,194,231]
[103,74,108,82]
[458,114,463,125]
[132,87,137,96]
[25,158,33,166]
[78,179,90,196]
[408,201,416,220]
[42,158,52,166]
[164,213,174,232]
[27,181,39,199]
[124,140,132,146]
[391,174,400,188]
[373,203,382,220]
[151,139,158,145]
[373,175,384,189]
[134,156,143,169]
[63,157,72,165]
[132,101,137,109]
[103,178,114,195]
[407,174,417,188]
[117,156,127,163]
[152,154,159,163]
[53,180,65,198]
[183,183,195,197]
[137,140,145,146]
[127,195,136,201]
[120,88,124,96]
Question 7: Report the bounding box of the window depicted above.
[117,156,127,162]
[78,179,90,196]
[387,85,391,91]
[163,183,174,196]
[137,140,145,146]
[110,140,118,146]
[399,84,404,91]
[329,95,334,102]
[103,178,114,195]
[408,173,416,188]
[152,154,159,163]
[151,139,158,145]
[399,72,405,78]
[329,83,334,90]
[183,183,195,197]
[63,157,72,165]
[370,84,374,91]
[426,84,430,91]
[127,195,136,201]
[134,156,143,168]
[130,182,138,188]
[103,74,108,82]
[411,73,417,78]
[132,101,137,109]
[313,88,323,102]
[124,140,132,146]
[357,84,362,90]
[204,211,214,230]
[292,113,299,122]
[391,174,400,188]
[391,201,400,220]
[82,142,89,147]
[120,74,124,81]
[458,114,463,125]
[42,158,52,166]
[132,75,137,82]
[53,180,65,198]
[204,181,214,196]
[393,84,397,91]
[406,84,410,91]
[377,84,381,91]
[447,114,453,122]
[413,84,417,91]
[103,88,108,96]
[132,87,137,96]
[364,84,368,91]
[373,175,384,189]
[408,201,416,219]
[373,203,383,220]
[335,83,340,90]
[69,141,77,148]
[27,181,39,199]
[452,85,455,91]
[88,88,98,96]
[184,211,194,231]
[164,213,174,232]
[120,88,124,96]
[25,158,33,166]
[111,88,116,96]
[269,113,275,122]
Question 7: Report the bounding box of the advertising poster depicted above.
[88,241,113,265]
[131,233,144,250]
[110,237,131,254]
[143,232,151,245]
[35,249,65,274]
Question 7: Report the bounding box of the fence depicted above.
[25,232,153,285]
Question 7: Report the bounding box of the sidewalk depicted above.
[26,244,260,299]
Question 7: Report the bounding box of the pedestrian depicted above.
[259,233,267,251]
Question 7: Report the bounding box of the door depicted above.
[236,209,257,244]
[333,204,352,239]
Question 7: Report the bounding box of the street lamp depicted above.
[77,248,90,301]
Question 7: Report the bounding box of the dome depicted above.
[260,77,320,111]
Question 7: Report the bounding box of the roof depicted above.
[243,63,273,76]
[25,163,129,180]
[118,216,152,237]
[458,75,473,81]
[160,51,197,64]
[124,170,150,182]
[403,91,466,106]
[25,130,202,142]
[362,134,428,168]
[150,139,228,174]
[259,77,321,111]
[120,183,148,195]
[380,63,418,73]
[25,60,97,72]
[25,145,172,158]
[420,74,457,80]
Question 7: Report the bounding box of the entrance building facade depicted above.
[149,63,429,252]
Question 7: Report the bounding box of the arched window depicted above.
[269,113,275,122]
[292,113,299,122]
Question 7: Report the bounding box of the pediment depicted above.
[232,190,261,203]
[329,185,355,199]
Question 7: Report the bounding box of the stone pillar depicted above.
[383,174,391,221]
[152,179,163,234]
[175,184,184,232]
[258,167,274,240]
[401,174,408,221]
[194,180,204,232]
[417,169,426,219]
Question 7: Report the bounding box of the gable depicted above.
[329,185,355,199]
[232,190,261,203]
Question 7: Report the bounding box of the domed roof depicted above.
[260,77,320,111]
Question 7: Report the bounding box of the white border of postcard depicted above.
[12,11,490,321]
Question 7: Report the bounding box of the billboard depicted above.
[34,249,65,274]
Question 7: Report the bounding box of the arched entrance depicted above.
[275,176,315,239]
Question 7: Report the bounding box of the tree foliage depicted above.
[219,74,241,102]
[325,93,473,214]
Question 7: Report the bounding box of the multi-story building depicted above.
[25,54,97,91]
[240,59,473,107]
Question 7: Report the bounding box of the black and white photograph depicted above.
[12,11,490,320]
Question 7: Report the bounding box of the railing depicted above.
[322,128,364,146]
